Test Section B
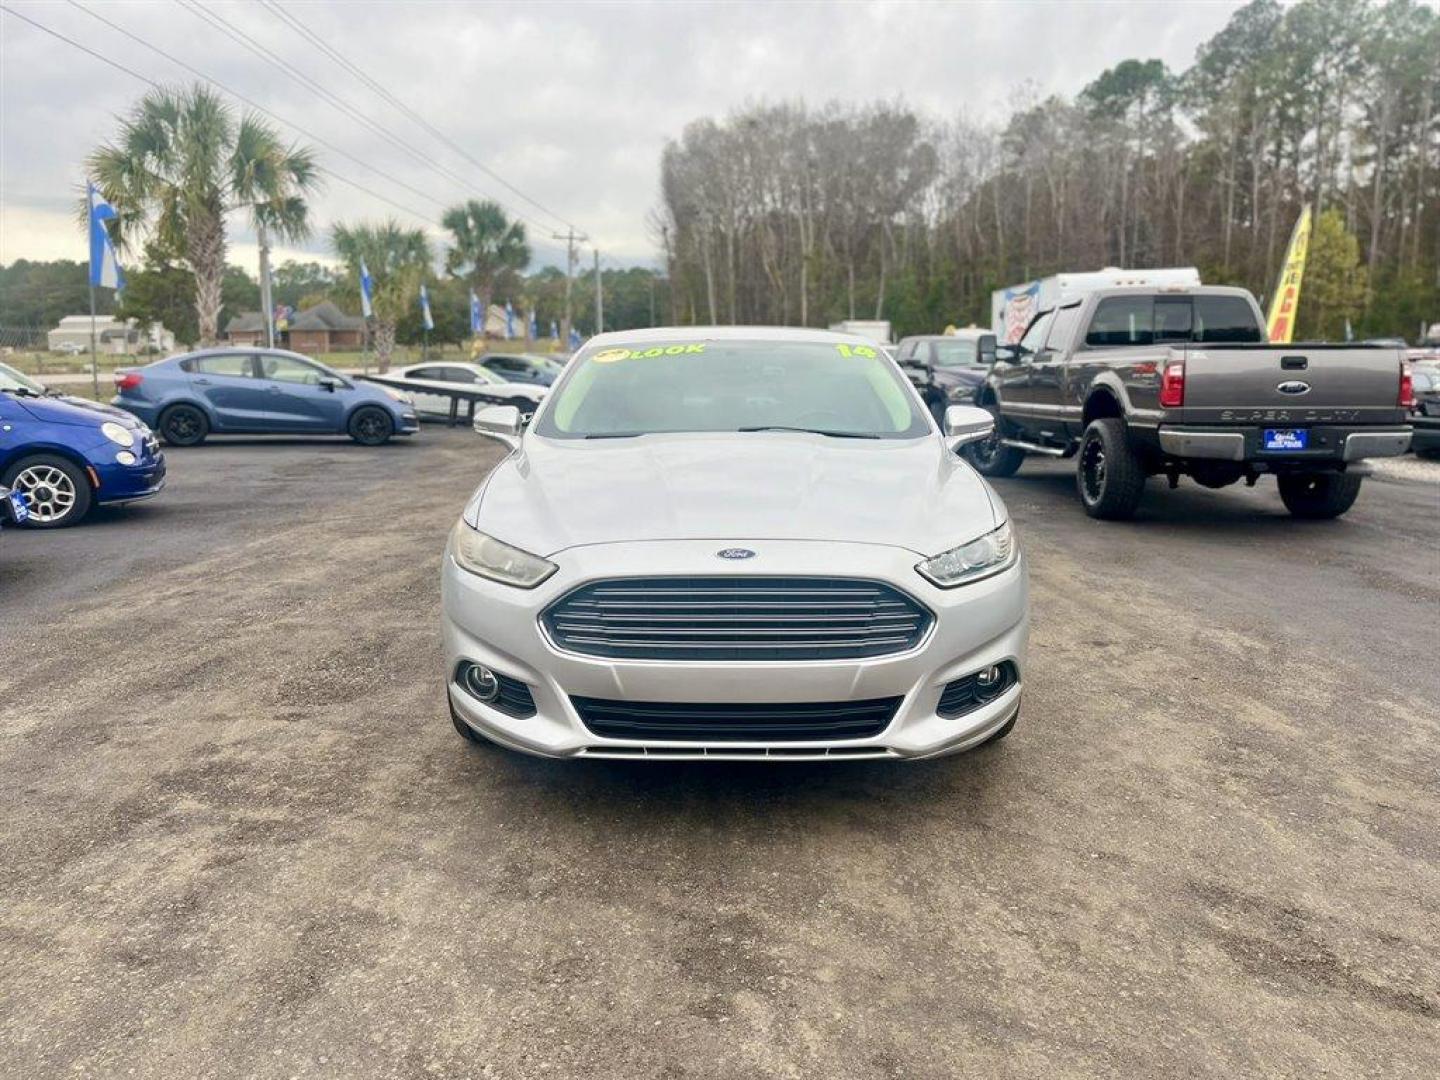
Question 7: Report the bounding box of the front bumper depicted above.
[93,447,166,505]
[441,538,1028,761]
[1158,425,1411,464]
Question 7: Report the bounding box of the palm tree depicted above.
[442,199,531,336]
[87,84,319,345]
[331,219,432,371]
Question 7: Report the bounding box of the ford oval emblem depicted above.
[1277,380,1311,395]
[717,548,756,560]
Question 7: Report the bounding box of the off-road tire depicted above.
[1277,472,1363,519]
[1077,417,1145,520]
[962,405,1025,476]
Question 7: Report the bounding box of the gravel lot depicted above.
[2,429,1437,1079]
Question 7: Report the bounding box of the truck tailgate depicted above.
[1174,344,1405,417]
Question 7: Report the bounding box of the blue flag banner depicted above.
[419,283,434,331]
[550,320,559,342]
[568,326,582,350]
[359,259,374,318]
[528,309,538,339]
[87,183,124,291]
[469,289,483,334]
[504,300,515,340]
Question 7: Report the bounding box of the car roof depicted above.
[168,347,322,363]
[584,325,880,348]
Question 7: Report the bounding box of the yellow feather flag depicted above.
[1266,205,1313,343]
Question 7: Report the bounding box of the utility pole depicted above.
[257,220,275,349]
[551,227,587,347]
[593,248,603,335]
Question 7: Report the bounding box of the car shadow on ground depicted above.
[995,468,1361,534]
[450,734,1022,825]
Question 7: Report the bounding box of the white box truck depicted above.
[828,319,893,345]
[991,267,1201,342]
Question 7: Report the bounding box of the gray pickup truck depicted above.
[965,286,1412,519]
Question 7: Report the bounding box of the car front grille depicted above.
[571,695,902,742]
[541,577,933,661]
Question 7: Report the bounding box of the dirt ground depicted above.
[2,429,1437,1079]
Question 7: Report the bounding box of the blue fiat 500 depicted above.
[112,348,418,447]
[1,388,165,528]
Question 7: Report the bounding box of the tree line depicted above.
[656,0,1438,341]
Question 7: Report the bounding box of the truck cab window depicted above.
[1043,304,1083,352]
[1154,298,1193,343]
[1193,296,1263,343]
[1017,310,1055,354]
[1085,297,1153,346]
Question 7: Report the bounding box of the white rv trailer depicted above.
[991,267,1202,343]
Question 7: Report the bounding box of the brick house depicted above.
[224,301,366,354]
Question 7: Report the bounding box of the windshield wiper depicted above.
[736,425,879,439]
[582,431,647,439]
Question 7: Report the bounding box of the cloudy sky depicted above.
[1,0,1243,275]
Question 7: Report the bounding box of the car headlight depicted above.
[450,521,557,588]
[382,387,413,405]
[916,520,1017,587]
[100,421,136,448]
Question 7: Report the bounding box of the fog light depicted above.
[115,451,136,466]
[974,665,1005,700]
[460,663,500,703]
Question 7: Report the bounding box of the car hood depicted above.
[467,432,1002,558]
[7,393,123,429]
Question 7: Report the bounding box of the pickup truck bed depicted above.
[968,286,1412,520]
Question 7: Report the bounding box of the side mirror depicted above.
[942,405,995,449]
[317,376,341,392]
[474,404,523,448]
[979,335,997,366]
[994,344,1020,364]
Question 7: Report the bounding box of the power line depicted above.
[61,0,443,225]
[259,0,580,235]
[1,3,437,231]
[174,0,556,236]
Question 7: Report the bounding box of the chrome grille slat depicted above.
[573,695,902,742]
[542,576,933,661]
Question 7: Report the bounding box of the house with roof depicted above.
[48,315,175,355]
[224,301,366,354]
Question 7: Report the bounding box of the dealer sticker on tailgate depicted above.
[1263,428,1308,451]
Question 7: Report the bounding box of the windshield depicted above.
[534,339,929,440]
[0,362,46,394]
[932,339,980,367]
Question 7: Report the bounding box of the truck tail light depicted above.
[1399,364,1414,408]
[1159,360,1185,408]
[114,371,143,392]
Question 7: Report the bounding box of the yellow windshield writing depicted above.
[591,343,707,363]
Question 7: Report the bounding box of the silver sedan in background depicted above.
[441,326,1028,761]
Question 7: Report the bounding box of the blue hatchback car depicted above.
[113,348,419,447]
[1,387,165,528]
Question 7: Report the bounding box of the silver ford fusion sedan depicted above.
[441,326,1028,761]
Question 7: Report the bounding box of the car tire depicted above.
[1077,417,1145,520]
[348,405,394,446]
[158,403,209,447]
[3,454,93,528]
[962,405,1025,476]
[1277,472,1363,519]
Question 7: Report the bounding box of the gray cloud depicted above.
[0,0,1242,273]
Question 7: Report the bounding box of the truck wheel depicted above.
[1277,473,1362,519]
[962,407,1025,477]
[1077,418,1145,520]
